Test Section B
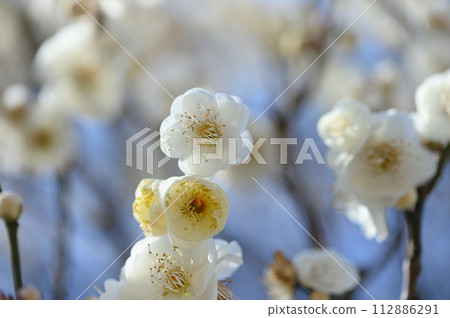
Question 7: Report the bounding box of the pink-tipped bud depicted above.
[17,286,41,300]
[0,192,23,221]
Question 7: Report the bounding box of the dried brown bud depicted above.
[271,251,297,289]
[263,251,297,300]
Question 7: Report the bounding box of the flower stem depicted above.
[405,143,450,300]
[5,220,23,296]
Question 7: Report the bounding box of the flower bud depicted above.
[17,286,42,300]
[0,192,24,221]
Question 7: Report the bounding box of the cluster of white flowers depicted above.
[97,88,251,299]
[318,68,450,241]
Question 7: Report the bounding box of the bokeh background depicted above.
[0,0,449,300]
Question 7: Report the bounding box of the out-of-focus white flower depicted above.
[26,0,100,41]
[35,20,127,120]
[0,192,23,222]
[0,107,77,175]
[158,176,229,247]
[317,100,371,153]
[133,179,166,236]
[97,235,243,300]
[322,108,437,241]
[415,70,450,143]
[338,110,437,206]
[292,249,360,295]
[397,0,450,32]
[160,88,252,177]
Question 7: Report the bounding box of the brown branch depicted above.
[406,143,450,300]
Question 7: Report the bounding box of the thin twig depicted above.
[405,143,450,300]
[6,220,23,296]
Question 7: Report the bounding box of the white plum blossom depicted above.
[0,106,76,175]
[160,88,253,177]
[317,99,371,153]
[292,249,360,295]
[133,179,167,236]
[97,235,243,300]
[158,176,230,248]
[415,70,450,143]
[26,0,101,41]
[321,106,437,241]
[337,110,436,206]
[35,20,127,120]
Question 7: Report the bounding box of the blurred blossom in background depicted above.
[0,0,450,300]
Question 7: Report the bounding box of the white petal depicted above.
[178,152,224,177]
[214,239,243,280]
[181,88,217,116]
[216,93,250,132]
[160,118,190,158]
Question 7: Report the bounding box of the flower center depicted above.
[73,63,97,85]
[188,198,204,214]
[328,116,351,138]
[30,128,54,149]
[367,142,401,174]
[178,106,226,146]
[149,246,191,296]
[3,105,27,123]
[167,181,221,226]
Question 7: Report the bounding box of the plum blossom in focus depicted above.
[159,88,253,177]
[96,235,242,300]
[158,176,230,248]
[133,178,167,236]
